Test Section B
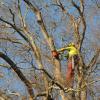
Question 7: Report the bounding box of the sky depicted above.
[0,0,100,99]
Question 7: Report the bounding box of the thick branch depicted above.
[23,0,50,47]
[0,52,34,99]
[0,14,48,95]
[23,0,63,83]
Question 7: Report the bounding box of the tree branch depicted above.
[23,0,63,84]
[88,49,100,70]
[0,52,34,99]
[0,17,28,42]
[72,0,86,50]
[9,8,16,25]
[32,66,65,90]
[1,10,49,96]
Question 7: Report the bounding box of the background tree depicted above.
[0,0,100,100]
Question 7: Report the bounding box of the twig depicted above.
[88,49,100,69]
[9,8,16,25]
[0,17,28,42]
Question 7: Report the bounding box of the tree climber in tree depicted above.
[57,43,78,87]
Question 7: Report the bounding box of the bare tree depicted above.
[0,0,100,100]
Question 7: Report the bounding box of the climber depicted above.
[57,43,78,86]
[57,43,78,68]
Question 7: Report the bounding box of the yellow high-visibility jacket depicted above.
[66,46,78,57]
[57,46,78,57]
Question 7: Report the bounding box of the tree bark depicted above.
[0,52,34,99]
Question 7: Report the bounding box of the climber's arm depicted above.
[57,46,73,52]
[65,46,74,50]
[57,47,67,52]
